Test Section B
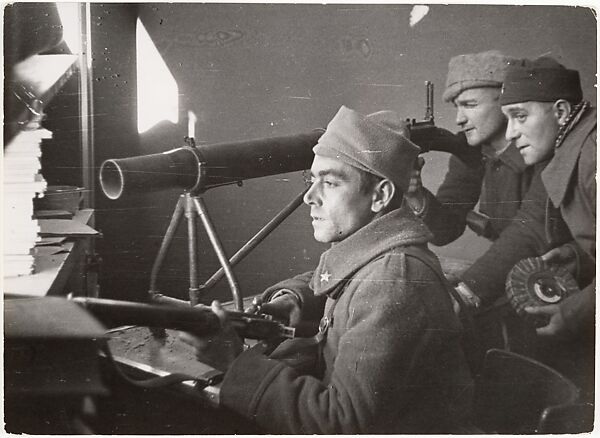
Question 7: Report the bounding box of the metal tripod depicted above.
[147,189,307,312]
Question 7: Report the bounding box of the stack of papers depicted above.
[3,128,51,277]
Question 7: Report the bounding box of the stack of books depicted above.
[3,128,52,277]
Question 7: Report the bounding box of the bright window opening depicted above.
[56,2,81,53]
[136,18,178,134]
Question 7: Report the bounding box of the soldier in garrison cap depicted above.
[182,106,473,434]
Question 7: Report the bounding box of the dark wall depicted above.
[94,4,597,303]
[34,66,80,186]
[90,4,145,300]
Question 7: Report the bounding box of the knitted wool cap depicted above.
[499,56,582,105]
[443,50,518,102]
[313,106,421,193]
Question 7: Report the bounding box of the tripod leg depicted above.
[148,196,185,299]
[193,197,243,311]
[184,194,202,306]
[203,189,307,290]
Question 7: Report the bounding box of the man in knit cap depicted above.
[183,106,472,434]
[406,50,539,249]
[459,56,595,399]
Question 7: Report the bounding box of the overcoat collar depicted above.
[542,107,596,207]
[310,205,432,297]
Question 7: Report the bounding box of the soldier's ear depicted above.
[553,99,572,127]
[371,179,395,213]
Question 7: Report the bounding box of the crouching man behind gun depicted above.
[182,106,473,434]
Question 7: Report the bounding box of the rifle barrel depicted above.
[72,297,294,340]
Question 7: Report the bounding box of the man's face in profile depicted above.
[502,101,560,165]
[453,87,507,148]
[303,155,375,243]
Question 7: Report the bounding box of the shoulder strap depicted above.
[310,280,349,376]
[400,246,483,374]
[306,278,347,346]
[400,246,465,306]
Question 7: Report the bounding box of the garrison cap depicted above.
[443,50,518,102]
[313,106,421,194]
[499,56,583,105]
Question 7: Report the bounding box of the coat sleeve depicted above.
[573,132,596,260]
[422,155,484,246]
[219,255,462,434]
[560,279,595,336]
[461,166,552,305]
[559,132,596,336]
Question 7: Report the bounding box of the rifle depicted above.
[71,297,295,340]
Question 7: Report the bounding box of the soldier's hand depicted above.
[454,282,481,309]
[541,244,577,275]
[404,157,427,215]
[524,304,568,338]
[244,296,264,315]
[256,290,302,327]
[445,272,461,287]
[180,300,244,371]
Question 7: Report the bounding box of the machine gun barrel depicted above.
[99,129,325,199]
[71,297,294,340]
